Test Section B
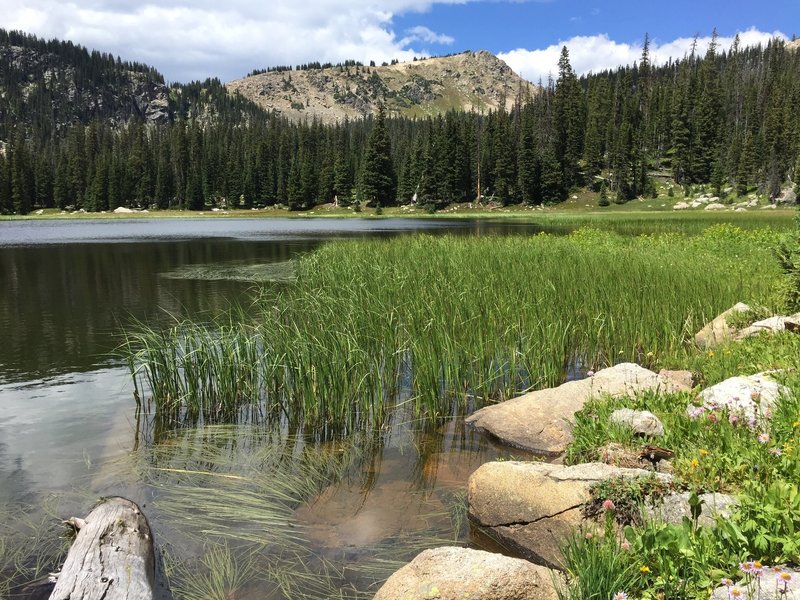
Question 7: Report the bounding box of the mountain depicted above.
[0,29,170,137]
[226,51,537,123]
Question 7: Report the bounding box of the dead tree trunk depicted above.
[49,497,155,600]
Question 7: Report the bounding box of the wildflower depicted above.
[621,540,631,551]
[707,350,715,357]
[729,413,740,425]
[699,448,709,456]
[758,432,770,444]
[690,458,700,469]
[602,499,616,511]
[770,447,782,456]
[613,593,628,600]
[640,565,651,573]
[784,443,794,453]
[687,405,705,419]
[587,370,595,377]
[740,561,754,574]
[585,532,594,540]
[708,412,719,423]
[792,421,800,428]
[720,578,734,587]
[729,587,743,598]
[775,571,794,584]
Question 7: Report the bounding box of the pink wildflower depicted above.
[602,499,616,511]
[758,432,770,444]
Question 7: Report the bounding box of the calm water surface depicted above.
[0,217,541,597]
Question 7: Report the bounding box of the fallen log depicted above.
[49,497,155,600]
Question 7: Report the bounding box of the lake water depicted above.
[0,217,543,598]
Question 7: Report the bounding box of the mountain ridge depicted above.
[226,51,537,123]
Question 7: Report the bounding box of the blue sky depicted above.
[2,0,797,83]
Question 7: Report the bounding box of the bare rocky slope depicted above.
[226,51,537,123]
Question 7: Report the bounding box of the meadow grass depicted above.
[125,223,783,434]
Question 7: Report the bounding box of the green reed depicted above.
[125,224,782,432]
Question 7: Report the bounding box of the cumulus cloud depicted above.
[499,28,789,83]
[0,0,466,82]
[401,25,455,46]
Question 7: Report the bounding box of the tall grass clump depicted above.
[126,225,781,433]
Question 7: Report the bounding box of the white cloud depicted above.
[401,25,455,46]
[499,28,789,84]
[0,0,469,82]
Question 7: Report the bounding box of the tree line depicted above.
[1,30,799,214]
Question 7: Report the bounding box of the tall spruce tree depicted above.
[357,103,395,206]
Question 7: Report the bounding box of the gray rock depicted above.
[778,188,797,204]
[465,363,688,455]
[697,374,790,424]
[673,201,690,210]
[659,369,694,389]
[373,546,560,600]
[645,492,738,527]
[113,206,134,214]
[694,302,750,349]
[610,408,665,437]
[736,315,800,339]
[468,461,670,568]
[705,202,727,211]
[710,566,800,599]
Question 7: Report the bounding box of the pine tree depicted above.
[357,104,395,206]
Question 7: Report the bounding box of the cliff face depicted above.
[0,43,170,131]
[226,51,538,123]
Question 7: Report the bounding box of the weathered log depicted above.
[49,497,155,600]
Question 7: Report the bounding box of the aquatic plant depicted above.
[125,227,781,432]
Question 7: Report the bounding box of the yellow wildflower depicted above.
[690,458,700,469]
[699,448,709,456]
[640,565,651,573]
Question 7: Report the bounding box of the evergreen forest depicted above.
[1,29,799,214]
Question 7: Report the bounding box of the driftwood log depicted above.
[49,497,155,600]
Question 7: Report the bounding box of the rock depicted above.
[696,374,791,424]
[673,202,690,210]
[761,203,777,209]
[645,492,738,527]
[468,461,670,568]
[710,567,800,599]
[693,302,750,349]
[465,363,688,455]
[373,546,560,600]
[705,202,727,210]
[778,188,797,204]
[693,196,710,205]
[659,369,694,389]
[734,207,747,212]
[113,206,134,213]
[736,315,800,339]
[35,208,44,215]
[610,408,665,437]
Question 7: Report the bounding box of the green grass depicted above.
[125,223,783,434]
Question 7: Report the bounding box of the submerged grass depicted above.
[142,424,481,599]
[125,223,782,433]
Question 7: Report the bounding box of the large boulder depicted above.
[710,567,800,599]
[694,302,750,349]
[373,546,559,600]
[645,492,738,527]
[468,461,670,568]
[696,374,790,424]
[705,202,727,211]
[465,363,688,455]
[735,314,800,340]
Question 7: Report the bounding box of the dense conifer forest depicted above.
[0,29,798,214]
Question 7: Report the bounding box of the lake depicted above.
[0,217,541,598]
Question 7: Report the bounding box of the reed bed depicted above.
[125,224,782,433]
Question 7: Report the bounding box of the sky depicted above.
[2,0,798,84]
